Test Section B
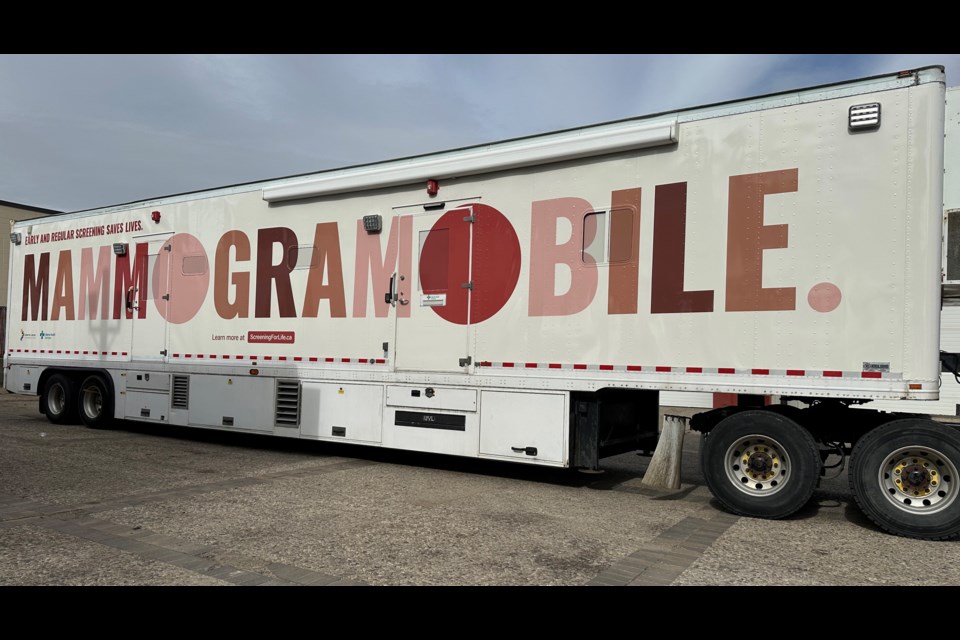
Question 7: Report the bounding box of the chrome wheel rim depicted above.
[879,446,958,515]
[48,383,66,416]
[81,385,102,419]
[724,434,791,496]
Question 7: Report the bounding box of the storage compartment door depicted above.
[301,382,383,443]
[479,390,567,465]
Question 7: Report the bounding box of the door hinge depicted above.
[461,281,473,290]
[463,214,475,223]
[160,349,168,356]
[162,294,170,300]
[459,355,472,367]
[163,244,172,252]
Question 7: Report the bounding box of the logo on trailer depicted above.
[17,169,842,328]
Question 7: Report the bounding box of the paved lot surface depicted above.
[1,392,958,585]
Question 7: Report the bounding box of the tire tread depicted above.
[849,419,960,541]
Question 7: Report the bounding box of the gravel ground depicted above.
[2,393,958,585]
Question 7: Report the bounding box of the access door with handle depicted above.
[390,202,522,373]
[129,234,172,362]
[393,207,474,373]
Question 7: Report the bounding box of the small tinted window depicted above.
[182,255,208,276]
[582,211,606,265]
[287,245,319,270]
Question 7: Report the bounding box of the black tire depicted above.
[77,374,113,429]
[849,419,960,540]
[701,410,821,519]
[42,374,78,424]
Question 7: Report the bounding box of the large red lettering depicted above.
[352,216,411,318]
[113,243,148,319]
[303,223,347,318]
[78,246,112,320]
[651,182,714,313]
[528,197,597,317]
[255,227,298,318]
[50,250,75,321]
[726,169,798,312]
[21,253,50,321]
[214,231,250,319]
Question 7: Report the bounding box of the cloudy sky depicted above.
[1,54,958,213]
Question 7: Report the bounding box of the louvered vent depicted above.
[172,375,189,409]
[275,380,301,427]
[947,210,960,283]
[849,103,881,130]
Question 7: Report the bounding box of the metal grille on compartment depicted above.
[275,380,301,427]
[172,375,189,409]
[849,103,881,130]
[947,210,960,282]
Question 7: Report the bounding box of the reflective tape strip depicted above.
[475,361,900,379]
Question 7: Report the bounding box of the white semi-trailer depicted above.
[7,66,958,539]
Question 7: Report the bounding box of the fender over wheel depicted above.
[849,419,960,540]
[701,410,821,519]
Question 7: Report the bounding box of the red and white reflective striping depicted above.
[7,349,386,364]
[9,349,128,356]
[475,361,898,379]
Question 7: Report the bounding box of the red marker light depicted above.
[426,179,439,196]
[151,211,161,223]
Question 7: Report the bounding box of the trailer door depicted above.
[394,207,474,373]
[130,234,172,362]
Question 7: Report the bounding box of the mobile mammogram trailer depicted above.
[7,66,958,539]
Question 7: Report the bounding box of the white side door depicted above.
[394,207,473,373]
[130,234,172,362]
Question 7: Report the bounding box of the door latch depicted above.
[384,273,397,306]
[511,446,538,456]
[459,356,472,367]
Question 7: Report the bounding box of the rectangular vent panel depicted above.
[275,380,301,427]
[849,103,880,129]
[172,375,189,409]
[947,210,960,282]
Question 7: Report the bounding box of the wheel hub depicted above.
[743,446,779,482]
[82,386,103,418]
[893,459,937,497]
[48,384,65,415]
[748,451,773,473]
[880,447,956,514]
[725,436,790,496]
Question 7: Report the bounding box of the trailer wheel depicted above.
[849,419,960,540]
[78,375,113,429]
[42,374,78,424]
[701,410,820,519]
